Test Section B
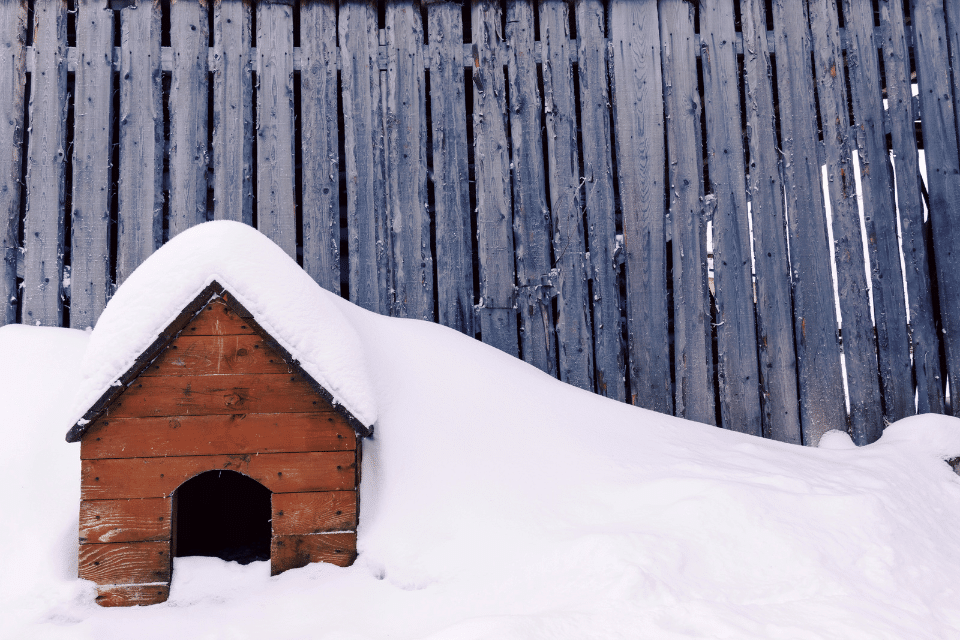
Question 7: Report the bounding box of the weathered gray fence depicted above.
[3,0,960,446]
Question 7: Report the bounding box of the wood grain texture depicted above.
[841,0,913,427]
[179,299,258,335]
[879,0,943,414]
[256,1,297,258]
[212,0,253,224]
[659,0,714,424]
[340,0,390,314]
[80,498,172,544]
[117,0,163,285]
[912,0,960,416]
[772,0,845,444]
[271,532,357,575]
[104,372,340,418]
[575,0,624,401]
[70,0,114,329]
[22,0,67,327]
[300,0,341,293]
[608,0,672,413]
[472,0,519,356]
[79,541,171,585]
[506,0,555,374]
[0,0,27,326]
[81,451,358,499]
[81,412,356,459]
[428,1,475,336]
[740,0,800,442]
[540,0,593,392]
[385,0,433,321]
[808,0,882,443]
[168,0,210,237]
[272,491,357,535]
[699,0,761,436]
[141,333,293,376]
[94,583,170,607]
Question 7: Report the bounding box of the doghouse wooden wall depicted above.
[78,297,360,607]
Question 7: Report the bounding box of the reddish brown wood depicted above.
[82,451,358,499]
[181,299,257,336]
[105,373,331,418]
[142,334,292,376]
[80,498,171,544]
[95,584,170,607]
[81,412,356,459]
[272,491,358,535]
[270,532,357,575]
[79,541,172,585]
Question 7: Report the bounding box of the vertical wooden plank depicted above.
[300,0,341,293]
[608,0,672,413]
[169,0,210,237]
[659,0,714,424]
[471,0,519,356]
[946,0,960,143]
[842,0,914,425]
[385,0,433,320]
[912,0,960,415]
[427,1,475,335]
[340,0,389,314]
[575,0,625,401]
[539,0,593,391]
[879,0,943,414]
[505,0,555,374]
[699,0,761,435]
[807,0,882,443]
[256,0,297,258]
[0,0,28,326]
[772,0,845,444]
[740,0,800,442]
[71,0,114,329]
[117,0,163,285]
[211,0,253,225]
[23,0,68,326]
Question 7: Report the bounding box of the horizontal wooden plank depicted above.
[143,334,293,376]
[81,412,356,459]
[270,532,357,575]
[79,541,171,585]
[180,299,258,336]
[95,583,170,607]
[80,498,171,544]
[272,491,357,535]
[82,451,357,499]
[106,373,329,418]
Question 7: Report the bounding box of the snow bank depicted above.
[3,223,960,638]
[66,221,377,431]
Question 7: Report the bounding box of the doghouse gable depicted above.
[71,282,369,607]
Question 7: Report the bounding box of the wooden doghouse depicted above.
[66,281,373,607]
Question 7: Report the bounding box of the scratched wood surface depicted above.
[70,0,114,329]
[81,450,358,499]
[271,532,357,574]
[94,583,170,607]
[271,491,358,535]
[82,412,355,458]
[79,540,172,585]
[80,498,172,544]
[0,0,27,326]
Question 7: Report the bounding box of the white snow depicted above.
[66,221,377,431]
[2,222,960,638]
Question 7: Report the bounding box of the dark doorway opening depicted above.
[174,470,272,564]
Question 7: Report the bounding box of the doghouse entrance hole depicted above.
[174,470,272,564]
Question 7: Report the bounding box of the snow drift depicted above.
[2,221,960,639]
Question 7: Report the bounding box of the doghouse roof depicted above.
[65,222,377,442]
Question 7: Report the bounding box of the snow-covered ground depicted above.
[2,223,960,639]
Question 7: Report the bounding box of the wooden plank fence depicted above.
[4,0,960,447]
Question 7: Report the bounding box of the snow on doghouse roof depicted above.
[65,221,377,440]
